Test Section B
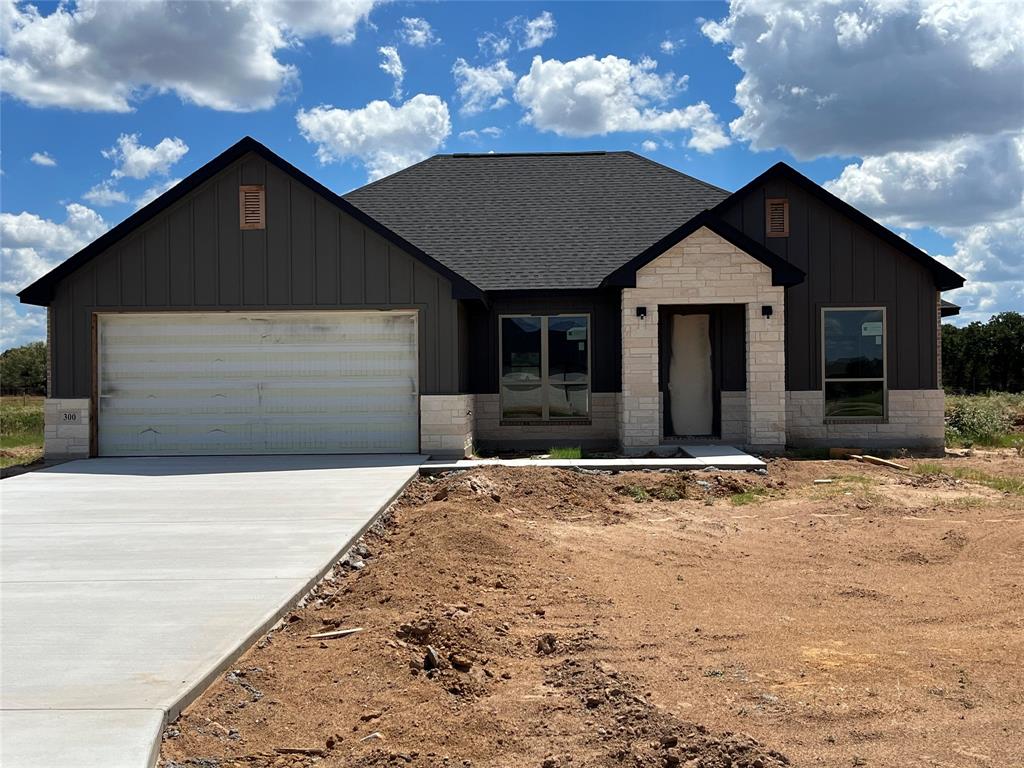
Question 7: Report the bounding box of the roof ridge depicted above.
[622,151,732,197]
[448,150,611,158]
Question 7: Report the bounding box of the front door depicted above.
[666,312,714,437]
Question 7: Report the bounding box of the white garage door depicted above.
[98,311,419,456]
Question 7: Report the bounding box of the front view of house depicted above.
[19,137,964,460]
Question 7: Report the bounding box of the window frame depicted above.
[498,313,592,423]
[820,306,888,423]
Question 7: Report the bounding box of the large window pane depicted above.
[825,381,884,418]
[547,316,589,417]
[501,317,542,419]
[824,309,884,379]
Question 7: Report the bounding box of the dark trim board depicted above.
[19,137,486,306]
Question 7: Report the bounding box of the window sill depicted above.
[500,418,592,427]
[823,418,888,425]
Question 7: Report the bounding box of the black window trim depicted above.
[498,313,592,423]
[821,306,888,424]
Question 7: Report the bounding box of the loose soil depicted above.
[161,452,1024,768]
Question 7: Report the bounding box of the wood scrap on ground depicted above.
[306,627,364,640]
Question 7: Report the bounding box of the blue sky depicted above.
[2,0,1021,348]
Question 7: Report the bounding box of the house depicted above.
[18,137,964,460]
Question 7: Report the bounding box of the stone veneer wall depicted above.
[619,227,786,453]
[44,398,91,460]
[420,394,474,457]
[786,389,945,450]
[474,393,620,450]
[720,391,749,443]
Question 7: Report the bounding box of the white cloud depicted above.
[641,139,659,153]
[659,37,683,55]
[0,0,379,113]
[458,126,503,142]
[378,46,404,101]
[399,17,439,47]
[0,202,107,346]
[83,180,129,207]
[103,134,189,180]
[297,94,452,181]
[29,151,55,167]
[826,133,1024,230]
[514,10,557,50]
[477,31,510,58]
[452,58,515,116]
[939,219,1024,322]
[135,177,182,210]
[702,0,1024,158]
[514,55,730,152]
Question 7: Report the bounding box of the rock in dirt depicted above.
[536,633,558,655]
[424,645,442,671]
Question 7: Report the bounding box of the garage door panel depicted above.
[98,312,418,456]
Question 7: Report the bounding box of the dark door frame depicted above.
[659,305,723,439]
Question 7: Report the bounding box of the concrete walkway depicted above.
[421,445,766,474]
[0,455,423,768]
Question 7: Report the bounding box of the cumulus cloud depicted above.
[452,58,515,115]
[0,0,379,112]
[514,55,729,152]
[83,180,129,207]
[641,139,659,152]
[659,37,683,55]
[515,10,557,50]
[378,46,404,101]
[399,17,439,47]
[103,134,189,180]
[458,126,503,142]
[826,133,1024,230]
[939,219,1024,321]
[702,0,1024,158]
[297,94,452,181]
[29,151,55,167]
[0,202,107,346]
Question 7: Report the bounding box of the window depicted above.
[500,315,590,421]
[766,198,789,237]
[822,307,886,420]
[239,185,265,230]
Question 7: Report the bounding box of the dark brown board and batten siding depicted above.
[717,181,939,391]
[48,153,461,398]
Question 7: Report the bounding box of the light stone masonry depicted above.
[43,398,91,460]
[419,394,475,458]
[619,227,786,454]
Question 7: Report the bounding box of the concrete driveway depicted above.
[0,455,423,767]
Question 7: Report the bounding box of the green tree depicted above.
[942,311,1024,393]
[0,342,47,395]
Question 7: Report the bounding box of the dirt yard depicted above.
[161,453,1024,768]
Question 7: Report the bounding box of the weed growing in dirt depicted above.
[730,488,769,505]
[914,462,1024,496]
[623,484,652,503]
[547,445,583,459]
[0,396,44,469]
[945,393,1021,447]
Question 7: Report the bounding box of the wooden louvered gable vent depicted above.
[239,185,265,230]
[766,198,789,237]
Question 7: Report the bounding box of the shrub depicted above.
[945,395,1013,446]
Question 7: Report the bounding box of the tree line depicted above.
[942,312,1024,394]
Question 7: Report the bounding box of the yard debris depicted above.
[274,746,326,756]
[813,478,834,484]
[306,627,363,640]
[852,454,910,470]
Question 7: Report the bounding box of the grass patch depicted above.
[1,395,44,469]
[729,487,769,506]
[914,462,1024,496]
[547,445,582,459]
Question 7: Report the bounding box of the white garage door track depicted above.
[0,455,423,767]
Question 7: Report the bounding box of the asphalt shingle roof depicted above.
[344,151,729,291]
